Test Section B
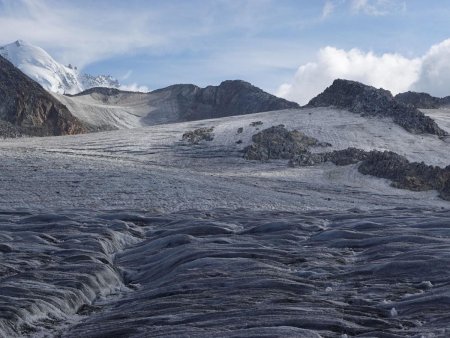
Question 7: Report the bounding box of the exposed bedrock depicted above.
[358,151,450,200]
[182,127,215,144]
[394,91,450,109]
[151,80,300,121]
[289,148,450,201]
[243,124,331,161]
[307,79,447,136]
[0,56,87,137]
[289,147,369,167]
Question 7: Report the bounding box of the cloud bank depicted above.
[277,39,450,105]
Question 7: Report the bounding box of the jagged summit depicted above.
[307,79,392,109]
[307,79,446,136]
[0,40,119,94]
[394,91,450,109]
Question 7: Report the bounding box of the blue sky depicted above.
[1,0,450,103]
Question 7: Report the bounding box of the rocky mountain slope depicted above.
[0,40,119,94]
[394,91,450,109]
[307,79,447,136]
[0,55,86,136]
[148,80,300,122]
[55,80,300,129]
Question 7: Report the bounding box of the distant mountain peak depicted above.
[0,40,120,95]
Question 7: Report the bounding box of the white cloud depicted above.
[0,0,165,68]
[278,38,450,104]
[322,1,335,19]
[277,46,421,104]
[0,0,268,69]
[412,39,450,97]
[119,83,149,93]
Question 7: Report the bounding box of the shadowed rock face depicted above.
[0,55,87,137]
[307,79,446,136]
[394,91,450,109]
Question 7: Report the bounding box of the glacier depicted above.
[0,87,448,336]
[1,208,450,337]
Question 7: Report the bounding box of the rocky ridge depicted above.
[394,91,450,109]
[0,55,87,137]
[307,79,447,136]
[289,148,450,201]
[148,80,300,123]
[288,147,369,167]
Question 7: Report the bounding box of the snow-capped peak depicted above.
[0,40,119,94]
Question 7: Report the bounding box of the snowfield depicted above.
[422,108,450,133]
[0,106,449,337]
[0,107,448,212]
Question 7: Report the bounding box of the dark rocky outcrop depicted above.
[358,151,450,199]
[394,91,450,109]
[0,120,22,138]
[0,55,86,137]
[441,179,450,200]
[289,146,450,201]
[307,79,446,136]
[243,125,330,161]
[182,127,214,144]
[289,147,368,167]
[250,121,263,127]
